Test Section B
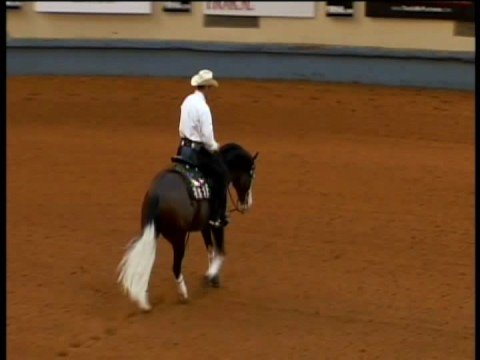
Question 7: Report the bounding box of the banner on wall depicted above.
[163,2,191,12]
[203,2,316,18]
[7,1,22,8]
[34,2,152,14]
[326,1,353,17]
[365,1,474,21]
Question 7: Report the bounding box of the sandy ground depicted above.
[7,76,474,359]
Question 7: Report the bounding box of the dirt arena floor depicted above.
[7,76,474,359]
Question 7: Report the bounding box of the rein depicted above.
[228,186,244,214]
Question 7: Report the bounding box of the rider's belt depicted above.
[180,138,203,150]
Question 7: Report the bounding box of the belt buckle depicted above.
[182,138,199,149]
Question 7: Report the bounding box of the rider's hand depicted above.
[209,141,220,153]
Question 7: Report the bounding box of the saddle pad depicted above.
[171,164,210,200]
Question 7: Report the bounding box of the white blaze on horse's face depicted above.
[245,188,253,210]
[240,168,255,212]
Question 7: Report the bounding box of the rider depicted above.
[177,69,229,228]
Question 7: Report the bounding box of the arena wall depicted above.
[6,2,475,90]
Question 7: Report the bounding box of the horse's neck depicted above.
[220,144,250,173]
[221,150,240,170]
[223,157,247,183]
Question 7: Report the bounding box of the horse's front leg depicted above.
[201,227,215,269]
[204,226,226,287]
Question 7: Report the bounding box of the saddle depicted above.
[170,155,210,201]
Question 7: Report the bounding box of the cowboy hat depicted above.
[190,69,219,87]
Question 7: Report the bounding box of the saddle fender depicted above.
[170,163,211,201]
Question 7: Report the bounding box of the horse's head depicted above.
[220,143,259,213]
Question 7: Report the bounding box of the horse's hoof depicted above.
[178,296,189,304]
[137,301,152,312]
[209,275,220,288]
[203,274,220,288]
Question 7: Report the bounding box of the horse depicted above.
[117,143,258,311]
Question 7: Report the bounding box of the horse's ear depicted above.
[252,152,259,161]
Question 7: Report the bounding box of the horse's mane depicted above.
[220,143,253,171]
[220,143,247,154]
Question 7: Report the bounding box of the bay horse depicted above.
[117,143,258,310]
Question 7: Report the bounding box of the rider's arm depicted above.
[199,105,219,152]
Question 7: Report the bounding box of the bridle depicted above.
[227,165,255,214]
[228,186,243,214]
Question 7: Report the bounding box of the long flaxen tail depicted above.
[117,193,159,311]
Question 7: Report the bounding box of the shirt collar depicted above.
[194,90,206,102]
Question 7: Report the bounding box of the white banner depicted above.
[203,1,316,18]
[326,1,353,17]
[6,1,22,8]
[34,2,152,14]
[163,2,192,12]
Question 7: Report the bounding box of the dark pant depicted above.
[196,148,229,223]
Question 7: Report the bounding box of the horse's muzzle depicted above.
[238,195,252,213]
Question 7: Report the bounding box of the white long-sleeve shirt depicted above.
[179,90,219,152]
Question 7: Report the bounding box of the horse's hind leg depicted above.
[169,234,189,301]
